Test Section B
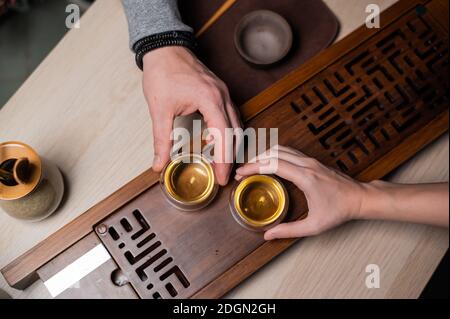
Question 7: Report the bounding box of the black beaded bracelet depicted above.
[133,31,197,70]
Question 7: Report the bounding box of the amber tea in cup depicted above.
[160,153,218,211]
[230,175,288,231]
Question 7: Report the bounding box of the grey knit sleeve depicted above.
[121,0,193,49]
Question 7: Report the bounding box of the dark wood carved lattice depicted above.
[96,210,191,299]
[252,9,448,176]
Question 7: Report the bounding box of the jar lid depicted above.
[0,142,42,200]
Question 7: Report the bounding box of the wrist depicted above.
[134,31,196,71]
[142,46,191,67]
[355,180,392,220]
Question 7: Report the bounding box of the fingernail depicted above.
[264,232,274,241]
[153,155,161,168]
[234,174,242,181]
[221,175,230,186]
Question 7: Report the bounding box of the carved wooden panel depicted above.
[93,178,275,299]
[96,209,191,299]
[255,8,448,176]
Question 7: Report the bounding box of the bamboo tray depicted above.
[2,0,448,299]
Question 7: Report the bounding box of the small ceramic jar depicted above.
[160,153,218,211]
[0,141,64,222]
[230,175,289,231]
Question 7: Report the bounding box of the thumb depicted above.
[264,218,318,240]
[151,111,174,172]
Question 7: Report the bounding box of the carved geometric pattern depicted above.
[98,209,190,299]
[275,10,448,174]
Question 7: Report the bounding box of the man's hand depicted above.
[142,46,241,185]
[235,145,367,240]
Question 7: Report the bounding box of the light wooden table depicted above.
[0,0,448,299]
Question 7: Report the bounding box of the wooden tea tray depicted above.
[1,0,448,299]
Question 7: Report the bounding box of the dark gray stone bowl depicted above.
[234,10,293,65]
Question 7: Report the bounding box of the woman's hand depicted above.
[142,46,241,185]
[235,145,368,240]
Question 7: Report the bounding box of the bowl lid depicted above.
[0,141,42,200]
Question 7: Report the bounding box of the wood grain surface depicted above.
[0,0,448,299]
